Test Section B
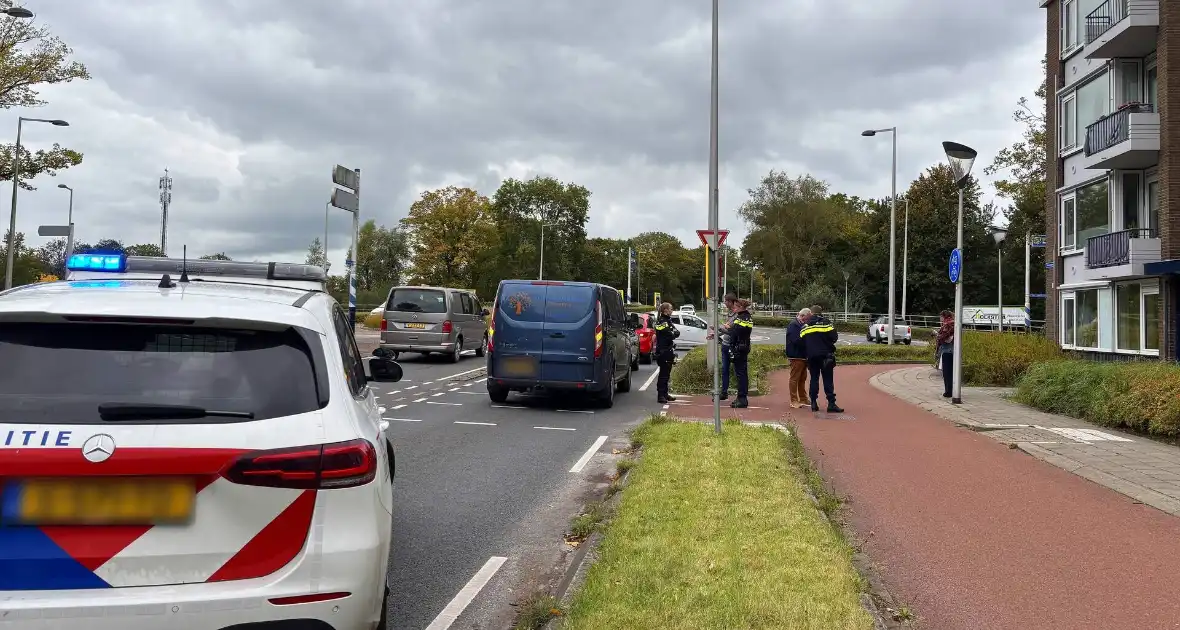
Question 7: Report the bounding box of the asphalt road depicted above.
[360,327,677,630]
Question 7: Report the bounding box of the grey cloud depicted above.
[18,0,1044,262]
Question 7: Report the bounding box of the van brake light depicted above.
[487,309,495,352]
[441,320,453,334]
[594,302,603,358]
[221,439,377,489]
[380,318,387,331]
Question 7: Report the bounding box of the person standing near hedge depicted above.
[728,298,755,408]
[653,302,681,404]
[801,308,843,413]
[784,308,812,408]
[936,310,954,398]
[709,292,740,400]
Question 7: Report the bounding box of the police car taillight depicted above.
[221,439,377,489]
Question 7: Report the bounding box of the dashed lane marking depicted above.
[386,418,421,422]
[427,401,462,406]
[455,421,495,426]
[535,426,576,431]
[424,556,508,630]
[431,392,445,397]
[391,404,407,410]
[413,397,427,403]
[639,368,660,392]
[570,435,609,473]
[555,409,594,414]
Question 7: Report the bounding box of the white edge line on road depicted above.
[555,409,594,414]
[428,401,463,406]
[457,391,484,395]
[535,426,576,431]
[391,404,407,410]
[570,435,609,473]
[638,368,660,392]
[455,421,496,426]
[424,555,508,630]
[435,366,487,382]
[490,404,520,409]
[386,418,421,422]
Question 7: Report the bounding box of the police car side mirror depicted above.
[364,356,403,382]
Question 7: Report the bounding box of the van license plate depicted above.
[6,477,195,525]
[501,357,537,377]
[404,323,427,329]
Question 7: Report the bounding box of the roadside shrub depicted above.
[669,343,929,395]
[960,331,1063,387]
[790,281,838,312]
[362,311,383,329]
[1015,360,1180,437]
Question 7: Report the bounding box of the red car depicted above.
[635,313,655,364]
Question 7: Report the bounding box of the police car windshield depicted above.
[0,322,321,424]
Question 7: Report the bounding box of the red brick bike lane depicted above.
[727,364,1180,630]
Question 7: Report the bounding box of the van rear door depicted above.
[539,283,597,383]
[491,281,546,379]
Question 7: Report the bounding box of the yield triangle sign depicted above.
[696,229,729,249]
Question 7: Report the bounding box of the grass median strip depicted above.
[559,418,873,630]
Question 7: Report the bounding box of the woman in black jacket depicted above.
[728,298,754,408]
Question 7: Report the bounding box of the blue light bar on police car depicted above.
[66,254,126,272]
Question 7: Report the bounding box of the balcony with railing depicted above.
[1085,228,1160,278]
[1084,103,1159,170]
[1085,0,1159,59]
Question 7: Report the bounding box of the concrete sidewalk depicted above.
[872,366,1180,517]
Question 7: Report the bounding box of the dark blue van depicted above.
[486,280,636,407]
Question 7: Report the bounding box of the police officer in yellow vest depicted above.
[652,302,680,404]
[727,298,755,408]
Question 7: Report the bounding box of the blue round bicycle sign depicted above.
[948,248,962,283]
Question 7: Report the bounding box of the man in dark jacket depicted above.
[784,307,811,408]
[652,302,681,404]
[800,310,843,413]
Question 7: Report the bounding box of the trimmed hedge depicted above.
[669,344,930,396]
[1015,360,1180,437]
[362,311,383,329]
[960,331,1063,387]
[749,315,935,342]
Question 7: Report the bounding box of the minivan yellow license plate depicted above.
[501,356,537,377]
[9,478,195,526]
[404,322,427,329]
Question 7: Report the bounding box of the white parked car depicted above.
[648,310,710,349]
[868,315,912,344]
[0,253,402,630]
[678,304,695,314]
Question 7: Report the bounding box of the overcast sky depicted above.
[15,0,1043,270]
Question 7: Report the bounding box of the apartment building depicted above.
[1041,0,1177,360]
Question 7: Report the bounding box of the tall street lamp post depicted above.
[707,0,721,434]
[943,141,979,405]
[57,184,74,261]
[4,116,69,290]
[862,127,898,343]
[538,222,556,280]
[902,196,909,320]
[990,227,1009,332]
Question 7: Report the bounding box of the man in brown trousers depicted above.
[783,307,811,408]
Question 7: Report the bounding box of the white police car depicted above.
[0,254,402,630]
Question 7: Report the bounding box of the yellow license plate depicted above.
[13,477,195,525]
[404,322,427,329]
[501,357,536,377]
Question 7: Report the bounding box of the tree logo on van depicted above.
[507,292,532,315]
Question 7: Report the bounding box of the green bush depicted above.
[959,331,1063,387]
[749,315,934,342]
[625,304,656,313]
[669,343,930,395]
[1015,360,1180,437]
[362,311,383,329]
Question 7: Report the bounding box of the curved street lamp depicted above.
[862,127,898,344]
[943,141,979,404]
[990,226,1009,333]
[3,7,33,18]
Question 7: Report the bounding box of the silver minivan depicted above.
[379,286,488,362]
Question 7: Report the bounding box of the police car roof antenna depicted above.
[179,245,190,284]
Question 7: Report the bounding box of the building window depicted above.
[1060,94,1077,152]
[1076,289,1099,348]
[1148,177,1160,236]
[1076,73,1110,147]
[1121,172,1141,232]
[1117,60,1141,107]
[1116,283,1141,351]
[1145,291,1160,351]
[1116,282,1161,354]
[1147,60,1158,108]
[1062,0,1078,52]
[1076,178,1110,245]
[1062,295,1076,347]
[1061,196,1077,250]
